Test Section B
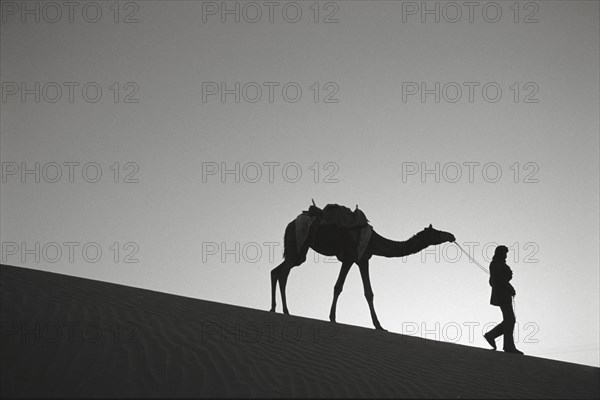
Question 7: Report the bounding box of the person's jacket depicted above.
[489,259,516,306]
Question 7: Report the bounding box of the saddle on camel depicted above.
[295,200,373,261]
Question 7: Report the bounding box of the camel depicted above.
[269,204,456,331]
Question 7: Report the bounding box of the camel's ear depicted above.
[312,199,316,207]
[428,224,433,229]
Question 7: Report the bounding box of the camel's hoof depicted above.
[283,310,290,315]
[269,308,276,313]
[375,326,387,332]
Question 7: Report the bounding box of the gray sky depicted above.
[1,1,599,367]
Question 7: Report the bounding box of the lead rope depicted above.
[454,241,490,275]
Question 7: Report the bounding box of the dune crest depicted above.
[1,264,598,398]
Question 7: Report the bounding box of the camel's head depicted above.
[420,224,456,246]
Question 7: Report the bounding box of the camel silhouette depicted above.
[270,203,456,331]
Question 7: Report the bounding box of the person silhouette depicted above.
[483,245,524,355]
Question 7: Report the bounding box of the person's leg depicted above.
[487,321,504,340]
[484,307,503,349]
[500,302,523,353]
[500,302,515,350]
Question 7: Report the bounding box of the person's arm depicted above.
[490,262,516,296]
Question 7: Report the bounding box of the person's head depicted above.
[492,245,509,262]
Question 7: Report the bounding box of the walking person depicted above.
[484,245,524,355]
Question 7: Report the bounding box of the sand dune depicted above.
[1,263,598,398]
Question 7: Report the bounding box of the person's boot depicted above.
[483,333,497,350]
[504,348,524,355]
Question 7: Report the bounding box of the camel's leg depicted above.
[278,265,293,315]
[270,260,292,312]
[329,261,353,323]
[358,260,386,331]
[270,223,309,314]
[277,243,309,315]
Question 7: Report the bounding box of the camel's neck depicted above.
[370,231,430,258]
